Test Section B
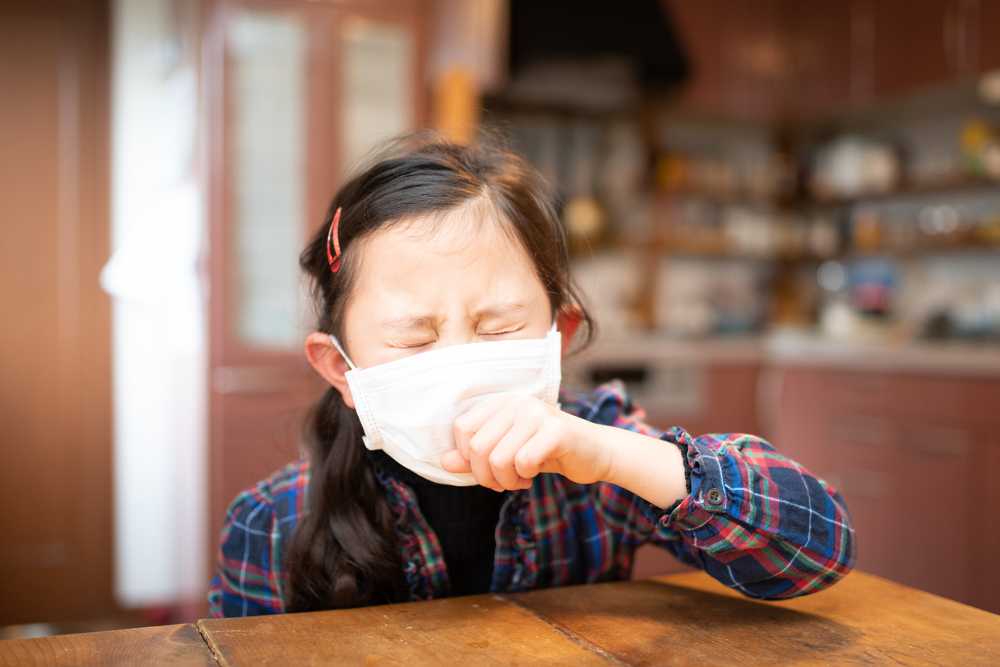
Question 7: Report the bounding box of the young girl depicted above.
[208,134,855,617]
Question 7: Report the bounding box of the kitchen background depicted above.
[2,0,999,637]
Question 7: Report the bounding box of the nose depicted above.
[433,320,481,350]
[434,329,476,350]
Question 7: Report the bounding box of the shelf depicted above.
[801,178,1000,207]
[659,178,1000,210]
[655,243,1000,263]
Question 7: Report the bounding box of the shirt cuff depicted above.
[649,428,733,530]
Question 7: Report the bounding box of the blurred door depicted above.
[206,0,426,567]
[0,0,112,624]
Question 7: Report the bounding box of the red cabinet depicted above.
[667,0,723,113]
[668,0,990,120]
[977,0,1000,72]
[667,0,788,119]
[789,0,853,116]
[773,367,1000,614]
[868,0,973,97]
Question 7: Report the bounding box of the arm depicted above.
[649,428,856,599]
[208,483,286,618]
[442,382,856,599]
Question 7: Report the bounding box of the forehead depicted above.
[346,206,549,320]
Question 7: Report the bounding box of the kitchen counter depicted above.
[763,329,1000,378]
[571,330,1000,378]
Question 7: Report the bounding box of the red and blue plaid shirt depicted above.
[208,381,856,618]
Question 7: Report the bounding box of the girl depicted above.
[208,134,855,617]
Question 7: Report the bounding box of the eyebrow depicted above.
[378,302,527,331]
[379,314,437,332]
[473,302,527,321]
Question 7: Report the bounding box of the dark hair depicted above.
[285,131,594,612]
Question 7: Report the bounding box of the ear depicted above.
[305,332,356,409]
[556,304,584,357]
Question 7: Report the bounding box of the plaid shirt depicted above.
[208,381,856,618]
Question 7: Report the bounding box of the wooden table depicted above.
[3,571,998,665]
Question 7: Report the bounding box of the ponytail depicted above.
[284,388,402,611]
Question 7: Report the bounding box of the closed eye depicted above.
[480,327,521,337]
[389,339,435,350]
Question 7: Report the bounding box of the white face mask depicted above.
[330,324,561,486]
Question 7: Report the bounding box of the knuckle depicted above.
[468,434,489,456]
[453,417,472,437]
[488,450,508,469]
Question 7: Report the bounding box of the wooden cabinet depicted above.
[789,0,853,116]
[666,0,723,114]
[978,0,1000,72]
[668,0,989,120]
[718,0,789,120]
[667,0,787,119]
[0,0,113,625]
[772,367,1000,614]
[868,0,974,97]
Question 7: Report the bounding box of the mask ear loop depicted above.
[328,335,357,371]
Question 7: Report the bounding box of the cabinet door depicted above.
[789,0,852,116]
[972,434,1000,614]
[770,369,835,474]
[667,0,787,119]
[890,424,974,603]
[869,0,970,96]
[666,0,723,113]
[719,0,788,119]
[824,411,896,583]
[980,0,1000,71]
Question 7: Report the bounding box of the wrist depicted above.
[599,425,688,510]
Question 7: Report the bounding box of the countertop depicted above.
[570,330,1000,378]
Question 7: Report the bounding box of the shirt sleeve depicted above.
[573,381,857,600]
[654,428,857,599]
[207,481,286,618]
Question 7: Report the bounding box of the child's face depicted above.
[341,207,553,370]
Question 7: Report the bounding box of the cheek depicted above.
[342,334,392,370]
[364,347,416,367]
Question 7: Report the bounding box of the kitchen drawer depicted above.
[891,375,1000,426]
[823,371,898,413]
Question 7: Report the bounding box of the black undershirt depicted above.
[366,449,505,596]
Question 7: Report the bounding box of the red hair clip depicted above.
[326,207,343,272]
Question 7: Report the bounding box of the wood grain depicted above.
[0,623,215,666]
[198,592,612,667]
[0,0,113,625]
[8,572,999,665]
[512,571,1000,666]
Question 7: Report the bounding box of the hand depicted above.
[441,394,689,508]
[440,394,612,492]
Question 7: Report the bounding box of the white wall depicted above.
[104,0,207,608]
